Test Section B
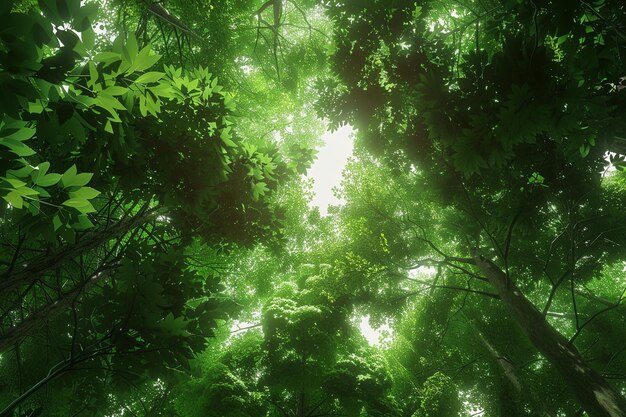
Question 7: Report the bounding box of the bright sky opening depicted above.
[307,124,355,216]
[359,315,393,347]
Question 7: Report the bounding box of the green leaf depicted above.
[150,83,174,98]
[3,191,23,209]
[82,27,95,50]
[94,51,121,64]
[61,165,93,188]
[56,0,71,20]
[139,96,147,117]
[52,214,63,230]
[4,178,26,188]
[69,186,100,200]
[33,21,54,45]
[412,4,423,19]
[71,214,94,230]
[88,61,98,86]
[252,182,269,200]
[97,94,126,111]
[57,29,79,50]
[124,33,138,62]
[103,86,128,96]
[62,198,85,207]
[36,173,61,187]
[62,198,96,213]
[8,164,35,179]
[27,199,40,215]
[31,162,50,183]
[159,313,190,337]
[249,167,264,180]
[104,120,113,133]
[134,45,161,72]
[38,0,61,24]
[37,162,50,177]
[61,164,77,184]
[135,71,165,84]
[28,102,44,114]
[16,186,39,197]
[1,126,36,141]
[1,139,36,156]
[34,186,51,198]
[580,144,591,157]
[452,144,487,176]
[220,126,237,147]
[528,172,547,187]
[73,173,93,187]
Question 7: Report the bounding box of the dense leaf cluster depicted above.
[2,1,626,417]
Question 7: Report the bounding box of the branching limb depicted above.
[570,286,626,344]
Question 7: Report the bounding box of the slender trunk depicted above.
[297,390,305,417]
[0,342,111,417]
[141,0,203,40]
[0,209,155,294]
[474,327,522,392]
[470,318,556,416]
[0,360,72,417]
[575,289,626,319]
[474,254,626,417]
[0,266,117,353]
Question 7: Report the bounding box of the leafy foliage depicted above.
[3,0,626,417]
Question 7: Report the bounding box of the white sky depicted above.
[359,315,393,347]
[306,124,355,215]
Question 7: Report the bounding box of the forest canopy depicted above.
[1,0,626,416]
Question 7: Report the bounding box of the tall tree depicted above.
[0,0,313,414]
[319,1,626,415]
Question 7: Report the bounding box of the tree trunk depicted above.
[297,390,305,417]
[474,326,522,392]
[0,209,155,294]
[141,0,203,40]
[473,254,626,417]
[0,265,117,353]
[469,317,556,416]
